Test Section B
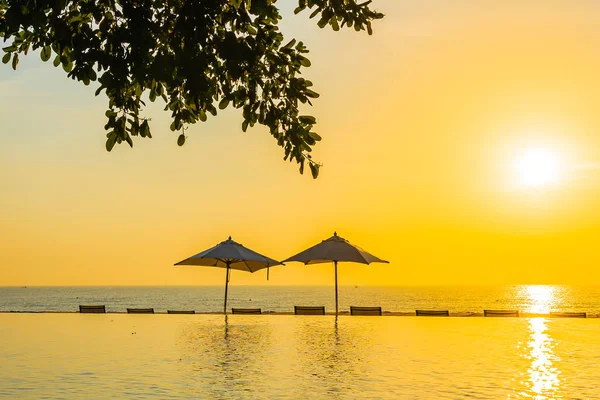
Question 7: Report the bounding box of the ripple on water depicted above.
[0,314,599,399]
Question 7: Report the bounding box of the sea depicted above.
[1,285,600,314]
[2,286,600,399]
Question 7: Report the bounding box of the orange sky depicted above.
[2,1,600,286]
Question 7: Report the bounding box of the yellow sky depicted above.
[2,1,600,286]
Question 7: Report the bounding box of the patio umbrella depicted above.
[283,232,388,315]
[175,236,282,314]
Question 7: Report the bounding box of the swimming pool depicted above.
[0,314,598,398]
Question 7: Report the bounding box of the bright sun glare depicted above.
[514,149,561,188]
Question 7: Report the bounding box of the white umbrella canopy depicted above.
[175,236,282,314]
[283,232,389,315]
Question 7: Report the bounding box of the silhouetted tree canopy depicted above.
[0,0,382,177]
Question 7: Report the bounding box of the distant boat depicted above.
[355,285,358,289]
[20,286,27,289]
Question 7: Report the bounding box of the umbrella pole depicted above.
[334,260,339,316]
[224,264,231,315]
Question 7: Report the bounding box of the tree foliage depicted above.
[0,0,383,178]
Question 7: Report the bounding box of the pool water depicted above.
[0,314,598,399]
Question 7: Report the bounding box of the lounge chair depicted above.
[550,312,586,318]
[294,306,325,315]
[127,308,154,314]
[79,305,106,313]
[232,308,262,314]
[350,306,382,316]
[416,309,449,316]
[484,309,519,317]
[167,310,195,314]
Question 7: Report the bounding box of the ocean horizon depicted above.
[3,285,600,314]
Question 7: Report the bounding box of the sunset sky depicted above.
[2,1,600,286]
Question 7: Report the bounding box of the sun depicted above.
[514,148,561,188]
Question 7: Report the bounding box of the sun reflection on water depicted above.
[526,318,560,399]
[524,285,557,314]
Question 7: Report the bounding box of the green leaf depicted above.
[177,134,186,146]
[305,89,320,98]
[242,119,249,132]
[218,98,229,110]
[130,120,139,136]
[317,16,330,29]
[140,120,150,138]
[40,46,51,62]
[105,132,117,152]
[62,60,73,73]
[125,135,133,148]
[309,163,320,179]
[299,115,316,124]
[199,110,207,122]
[331,18,340,31]
[282,39,296,49]
[53,55,61,67]
[308,131,322,141]
[11,54,18,70]
[298,56,311,67]
[1,53,10,64]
